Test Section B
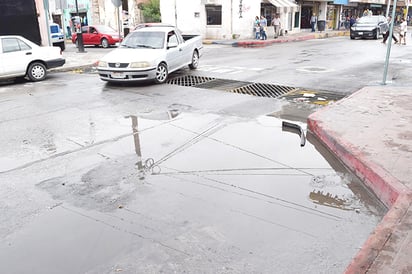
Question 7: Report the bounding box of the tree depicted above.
[139,0,161,23]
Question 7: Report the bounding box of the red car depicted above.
[71,25,122,48]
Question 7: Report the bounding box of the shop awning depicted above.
[265,0,299,9]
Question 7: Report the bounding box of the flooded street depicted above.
[0,73,386,273]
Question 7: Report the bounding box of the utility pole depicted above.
[75,0,85,52]
[382,0,398,84]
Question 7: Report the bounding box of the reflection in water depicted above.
[126,111,180,179]
[309,190,349,210]
[126,115,145,180]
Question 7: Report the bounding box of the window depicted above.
[206,5,222,25]
[167,31,178,44]
[2,38,31,53]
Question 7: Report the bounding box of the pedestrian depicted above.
[310,13,317,32]
[349,16,356,28]
[259,15,267,40]
[399,18,407,45]
[271,14,281,38]
[382,16,399,44]
[254,16,260,40]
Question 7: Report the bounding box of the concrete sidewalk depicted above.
[308,87,412,274]
[57,30,411,273]
[204,29,350,47]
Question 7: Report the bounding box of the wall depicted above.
[160,0,261,39]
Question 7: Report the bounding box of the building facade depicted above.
[160,0,300,40]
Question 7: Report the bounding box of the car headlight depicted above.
[130,61,150,68]
[97,61,108,67]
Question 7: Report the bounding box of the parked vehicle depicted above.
[50,22,65,51]
[0,35,65,82]
[350,15,388,40]
[97,26,203,84]
[71,25,122,48]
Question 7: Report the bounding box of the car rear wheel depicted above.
[27,62,47,82]
[154,63,168,84]
[101,38,109,48]
[189,50,199,69]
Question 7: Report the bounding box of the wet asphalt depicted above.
[0,72,386,273]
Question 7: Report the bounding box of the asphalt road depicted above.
[0,37,395,273]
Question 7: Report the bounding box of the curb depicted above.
[51,63,96,73]
[307,90,412,273]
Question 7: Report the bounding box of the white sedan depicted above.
[0,35,65,82]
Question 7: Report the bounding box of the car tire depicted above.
[154,63,168,84]
[27,62,47,82]
[188,50,199,69]
[101,38,109,48]
[374,29,380,39]
[350,36,355,40]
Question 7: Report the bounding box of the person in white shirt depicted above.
[399,18,407,45]
[271,14,281,38]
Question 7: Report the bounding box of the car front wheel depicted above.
[154,63,168,84]
[101,38,109,48]
[27,62,47,81]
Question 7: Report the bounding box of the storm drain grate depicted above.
[232,83,296,98]
[166,75,215,86]
[167,75,296,99]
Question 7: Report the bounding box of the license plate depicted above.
[358,32,363,35]
[111,72,125,79]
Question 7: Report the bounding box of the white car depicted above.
[0,35,65,82]
[97,26,203,84]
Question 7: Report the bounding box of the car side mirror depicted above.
[167,42,178,48]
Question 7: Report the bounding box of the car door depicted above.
[88,26,100,45]
[165,31,182,71]
[176,29,192,65]
[0,37,33,77]
[81,26,91,45]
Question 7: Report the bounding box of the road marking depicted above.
[199,65,265,74]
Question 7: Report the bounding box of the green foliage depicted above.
[140,0,161,23]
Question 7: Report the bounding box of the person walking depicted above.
[310,13,317,32]
[254,16,260,40]
[259,15,267,40]
[399,17,407,45]
[382,16,399,44]
[272,14,281,38]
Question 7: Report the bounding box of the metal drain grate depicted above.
[232,83,296,98]
[196,79,251,91]
[166,75,215,86]
[167,75,296,99]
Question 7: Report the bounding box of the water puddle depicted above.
[1,111,386,274]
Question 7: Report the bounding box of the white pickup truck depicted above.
[97,25,203,84]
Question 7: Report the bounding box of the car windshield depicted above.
[96,25,117,33]
[50,25,60,34]
[120,31,165,49]
[358,16,379,24]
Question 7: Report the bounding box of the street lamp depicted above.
[75,0,85,53]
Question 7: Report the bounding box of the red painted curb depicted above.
[307,96,412,273]
[344,193,412,274]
